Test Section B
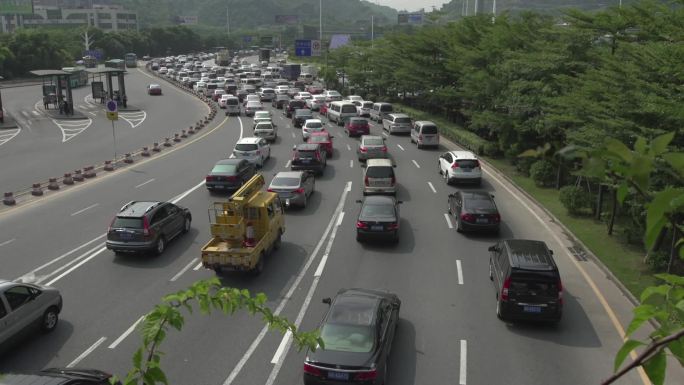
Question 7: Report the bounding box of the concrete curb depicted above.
[439,136,641,307]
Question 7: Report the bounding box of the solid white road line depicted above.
[460,340,467,384]
[223,181,352,385]
[350,160,354,168]
[70,203,99,216]
[16,235,106,282]
[21,110,29,118]
[67,337,107,368]
[347,144,351,151]
[0,238,16,247]
[444,213,453,229]
[31,110,39,116]
[108,315,145,349]
[170,180,206,204]
[237,116,244,139]
[46,247,107,286]
[412,159,421,168]
[285,160,291,168]
[291,132,296,138]
[397,144,405,151]
[428,182,437,194]
[170,258,198,281]
[88,111,97,116]
[313,211,345,278]
[135,178,155,188]
[193,262,203,271]
[32,242,104,285]
[456,260,464,285]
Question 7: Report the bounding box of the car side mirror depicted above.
[392,164,397,168]
[329,135,334,138]
[322,297,332,305]
[549,250,554,255]
[490,194,495,198]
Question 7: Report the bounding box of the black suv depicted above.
[106,201,192,256]
[285,99,307,118]
[291,144,326,176]
[292,108,314,128]
[0,368,120,384]
[488,239,563,323]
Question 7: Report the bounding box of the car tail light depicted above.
[381,146,388,152]
[364,176,369,186]
[461,213,475,222]
[143,216,153,238]
[451,162,460,169]
[356,221,369,229]
[295,187,305,194]
[267,188,274,192]
[474,160,481,168]
[359,146,368,153]
[303,363,322,377]
[205,176,214,182]
[292,151,298,161]
[354,369,377,381]
[492,213,501,223]
[501,276,511,301]
[558,279,564,305]
[418,134,423,141]
[391,176,396,185]
[387,222,399,230]
[315,152,322,162]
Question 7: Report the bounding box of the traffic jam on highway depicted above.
[0,49,648,385]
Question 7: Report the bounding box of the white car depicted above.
[253,110,273,126]
[275,85,290,95]
[294,92,313,100]
[219,94,232,108]
[438,150,482,186]
[301,119,325,141]
[253,121,277,142]
[259,88,276,101]
[345,95,363,103]
[323,90,342,102]
[233,137,270,167]
[243,94,261,106]
[158,67,168,74]
[306,95,326,111]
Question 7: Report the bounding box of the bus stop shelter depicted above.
[86,68,137,111]
[29,69,85,119]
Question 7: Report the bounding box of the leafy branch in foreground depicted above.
[113,278,322,385]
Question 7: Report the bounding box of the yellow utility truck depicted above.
[201,174,285,274]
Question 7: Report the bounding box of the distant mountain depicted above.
[440,0,642,15]
[106,0,397,29]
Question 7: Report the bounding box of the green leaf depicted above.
[655,274,684,286]
[146,366,168,385]
[640,285,670,303]
[132,347,143,369]
[614,339,645,372]
[642,349,667,385]
[605,138,633,163]
[617,183,629,205]
[662,153,684,177]
[645,216,667,251]
[668,338,684,366]
[649,132,675,157]
[634,137,647,155]
[626,304,657,336]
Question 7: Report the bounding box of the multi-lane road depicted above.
[0,59,682,385]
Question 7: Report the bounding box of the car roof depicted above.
[460,191,492,200]
[415,120,436,126]
[215,159,242,166]
[503,239,557,271]
[273,171,304,179]
[304,119,321,124]
[118,201,162,217]
[366,158,393,167]
[362,195,396,205]
[448,150,478,160]
[237,137,263,144]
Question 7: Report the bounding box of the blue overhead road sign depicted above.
[295,39,312,57]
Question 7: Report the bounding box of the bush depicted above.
[559,185,591,215]
[646,250,670,272]
[530,160,556,187]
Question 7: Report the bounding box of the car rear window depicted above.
[464,199,495,210]
[349,118,368,126]
[235,143,257,151]
[271,177,300,187]
[456,159,479,168]
[296,150,316,159]
[320,323,373,353]
[421,125,438,134]
[226,99,238,105]
[305,121,322,128]
[255,124,273,130]
[366,166,394,178]
[361,203,395,218]
[510,276,558,297]
[212,164,237,173]
[341,105,357,113]
[380,104,393,112]
[362,102,373,108]
[113,217,143,229]
[363,138,384,146]
[393,117,411,124]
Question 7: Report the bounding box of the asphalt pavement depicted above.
[0,58,682,385]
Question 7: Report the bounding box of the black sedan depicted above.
[292,108,314,128]
[355,196,401,243]
[286,99,307,118]
[448,190,501,233]
[205,159,256,192]
[304,288,400,385]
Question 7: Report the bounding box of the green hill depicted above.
[440,0,644,15]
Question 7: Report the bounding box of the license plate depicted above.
[301,159,310,163]
[120,232,133,240]
[327,371,349,380]
[462,169,472,172]
[476,218,488,224]
[524,306,542,313]
[371,225,383,231]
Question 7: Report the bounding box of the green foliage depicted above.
[559,185,591,215]
[114,278,321,385]
[529,160,556,187]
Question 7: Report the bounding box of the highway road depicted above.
[0,59,681,385]
[0,65,208,193]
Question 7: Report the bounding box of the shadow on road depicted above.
[387,318,417,385]
[0,319,75,372]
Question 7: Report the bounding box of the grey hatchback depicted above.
[106,201,192,255]
[0,280,62,347]
[268,171,315,208]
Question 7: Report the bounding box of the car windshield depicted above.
[361,203,395,218]
[363,138,384,146]
[211,164,237,173]
[305,122,322,128]
[320,323,373,353]
[235,143,257,151]
[271,177,300,187]
[113,217,143,229]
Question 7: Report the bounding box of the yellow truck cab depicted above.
[201,174,285,274]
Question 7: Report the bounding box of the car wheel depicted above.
[438,163,442,175]
[444,171,450,185]
[253,252,265,275]
[496,299,505,321]
[155,236,166,255]
[456,218,462,233]
[356,233,364,242]
[302,193,308,207]
[41,307,59,332]
[183,216,191,233]
[447,204,452,214]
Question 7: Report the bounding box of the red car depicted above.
[307,131,334,158]
[147,84,162,95]
[345,117,370,137]
[319,102,329,116]
[307,85,324,94]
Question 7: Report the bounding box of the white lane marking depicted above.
[397,144,405,151]
[0,128,21,147]
[428,182,437,193]
[223,181,352,385]
[27,120,33,126]
[16,235,106,282]
[193,262,203,271]
[350,159,353,168]
[0,238,16,247]
[346,144,351,151]
[70,203,99,217]
[31,110,39,116]
[135,178,155,188]
[171,258,198,281]
[78,105,87,110]
[67,337,107,368]
[21,110,29,118]
[88,111,97,116]
[444,213,453,229]
[108,315,145,349]
[460,340,467,384]
[53,118,93,142]
[46,246,107,286]
[170,180,206,204]
[120,111,148,128]
[286,124,291,129]
[291,132,295,138]
[268,202,348,376]
[456,260,464,285]
[237,116,244,139]
[412,159,421,168]
[285,160,291,168]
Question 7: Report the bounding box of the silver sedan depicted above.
[357,135,388,162]
[0,279,63,346]
[268,171,315,208]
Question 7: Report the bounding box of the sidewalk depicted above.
[0,114,19,129]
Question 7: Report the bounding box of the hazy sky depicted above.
[375,0,448,12]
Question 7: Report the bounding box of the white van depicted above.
[194,81,207,95]
[223,96,240,116]
[370,102,393,122]
[411,120,440,148]
[327,101,358,126]
[363,158,396,195]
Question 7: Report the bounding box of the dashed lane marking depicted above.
[347,144,351,151]
[456,260,464,285]
[53,118,93,142]
[428,182,437,193]
[397,144,405,151]
[444,213,453,229]
[67,337,107,368]
[412,159,421,168]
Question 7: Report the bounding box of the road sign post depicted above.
[106,100,118,166]
[295,39,312,57]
